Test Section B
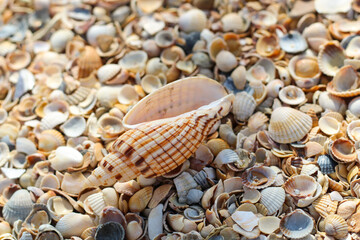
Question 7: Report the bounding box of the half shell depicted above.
[327,65,360,97]
[279,209,314,239]
[318,41,346,76]
[242,166,276,189]
[278,86,306,106]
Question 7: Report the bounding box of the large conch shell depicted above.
[86,77,234,186]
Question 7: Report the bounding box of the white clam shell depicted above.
[50,29,74,52]
[279,31,308,53]
[179,9,207,33]
[260,187,285,215]
[318,92,347,115]
[97,64,121,83]
[55,213,95,238]
[315,0,352,14]
[117,84,139,105]
[15,137,36,155]
[232,92,256,122]
[278,86,306,105]
[118,50,148,74]
[349,96,360,117]
[86,24,116,46]
[60,116,86,138]
[49,146,84,171]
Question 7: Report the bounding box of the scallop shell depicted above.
[241,166,276,189]
[260,187,285,215]
[327,65,360,97]
[179,9,207,33]
[269,107,312,144]
[246,58,275,83]
[279,31,308,54]
[330,138,357,163]
[318,116,340,135]
[284,175,318,199]
[55,213,95,238]
[324,214,348,239]
[232,92,256,122]
[84,77,234,185]
[2,190,33,225]
[317,155,337,174]
[279,209,314,239]
[312,194,338,218]
[77,46,102,79]
[318,41,346,76]
[278,86,306,106]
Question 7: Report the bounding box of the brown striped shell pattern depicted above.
[85,77,234,186]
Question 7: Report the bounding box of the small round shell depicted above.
[48,146,84,171]
[327,65,360,97]
[216,50,237,72]
[347,120,360,141]
[221,13,249,33]
[55,213,95,238]
[278,86,306,105]
[318,92,347,115]
[208,38,228,61]
[349,96,360,117]
[246,58,275,83]
[179,9,207,33]
[317,155,337,174]
[60,116,86,138]
[318,116,341,135]
[6,50,31,71]
[279,209,314,239]
[242,166,276,189]
[269,107,312,144]
[318,41,346,76]
[315,0,352,14]
[279,31,308,54]
[118,50,148,74]
[288,55,321,89]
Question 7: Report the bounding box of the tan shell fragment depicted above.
[330,138,357,163]
[327,65,360,97]
[269,107,312,144]
[312,194,338,218]
[288,55,321,89]
[260,187,285,215]
[324,214,348,239]
[284,175,318,199]
[259,216,280,234]
[242,166,276,189]
[232,92,256,122]
[231,211,258,232]
[128,186,153,212]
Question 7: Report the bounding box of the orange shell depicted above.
[77,46,102,79]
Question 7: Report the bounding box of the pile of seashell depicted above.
[2,0,360,239]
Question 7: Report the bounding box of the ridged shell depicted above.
[77,46,102,79]
[278,86,306,105]
[55,213,95,238]
[279,31,308,53]
[312,194,338,218]
[317,155,337,174]
[37,129,65,153]
[84,77,233,186]
[284,175,318,199]
[279,210,314,239]
[327,65,360,97]
[347,120,360,141]
[269,107,312,144]
[318,41,346,76]
[330,138,357,163]
[260,187,285,215]
[2,190,34,225]
[241,166,276,189]
[324,214,348,239]
[232,92,256,122]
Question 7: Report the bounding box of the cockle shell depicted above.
[318,41,346,76]
[95,221,125,240]
[317,155,337,174]
[251,10,277,28]
[85,77,233,186]
[312,194,338,218]
[179,9,207,33]
[327,65,360,97]
[221,13,249,33]
[2,190,33,225]
[284,175,318,200]
[242,166,276,189]
[318,116,340,135]
[118,50,148,74]
[216,50,237,72]
[258,216,280,235]
[232,92,256,122]
[347,120,360,141]
[260,187,285,215]
[6,50,31,71]
[324,214,348,239]
[288,55,321,89]
[77,46,102,79]
[256,35,281,58]
[269,107,312,144]
[278,86,306,106]
[330,138,357,163]
[279,210,314,239]
[208,38,228,61]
